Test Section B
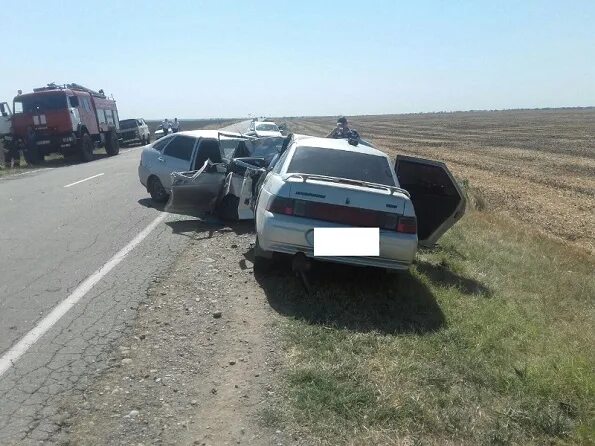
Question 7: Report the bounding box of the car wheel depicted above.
[79,133,94,162]
[149,176,169,203]
[105,131,120,156]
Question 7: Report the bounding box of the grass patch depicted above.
[261,210,594,445]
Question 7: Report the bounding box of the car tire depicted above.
[217,194,239,221]
[79,133,94,163]
[148,176,169,203]
[105,131,120,156]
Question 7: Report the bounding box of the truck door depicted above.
[0,102,12,136]
[394,155,466,247]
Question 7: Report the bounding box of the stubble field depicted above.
[281,109,595,254]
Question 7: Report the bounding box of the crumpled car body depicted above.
[165,135,288,220]
[165,133,466,253]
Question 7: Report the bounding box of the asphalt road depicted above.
[0,147,195,444]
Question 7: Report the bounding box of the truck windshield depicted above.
[13,94,67,114]
[119,119,138,129]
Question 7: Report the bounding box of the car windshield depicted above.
[247,137,285,160]
[14,93,67,114]
[119,119,138,129]
[286,146,396,186]
[255,123,278,132]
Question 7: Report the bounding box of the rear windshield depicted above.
[286,146,395,186]
[119,119,138,129]
[14,94,67,114]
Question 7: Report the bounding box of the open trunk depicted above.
[395,155,466,247]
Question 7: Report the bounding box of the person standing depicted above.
[161,118,170,136]
[172,118,180,133]
[327,116,351,138]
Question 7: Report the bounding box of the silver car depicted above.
[252,136,466,271]
[138,130,286,219]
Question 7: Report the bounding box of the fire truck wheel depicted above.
[148,176,169,203]
[105,131,120,156]
[24,145,43,165]
[79,133,94,163]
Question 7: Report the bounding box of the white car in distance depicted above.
[246,121,282,137]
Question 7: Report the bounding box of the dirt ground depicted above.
[282,109,595,253]
[63,221,289,445]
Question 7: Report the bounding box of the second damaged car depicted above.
[161,134,287,219]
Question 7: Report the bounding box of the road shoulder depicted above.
[63,221,286,445]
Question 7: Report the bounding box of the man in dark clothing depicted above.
[327,116,351,138]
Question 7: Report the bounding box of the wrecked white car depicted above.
[162,134,288,220]
[165,133,466,272]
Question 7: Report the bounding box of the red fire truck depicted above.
[10,83,120,164]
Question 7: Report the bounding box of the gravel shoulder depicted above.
[63,219,286,445]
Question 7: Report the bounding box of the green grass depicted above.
[261,205,594,445]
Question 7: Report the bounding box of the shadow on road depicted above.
[165,218,254,239]
[249,250,446,335]
[137,198,165,211]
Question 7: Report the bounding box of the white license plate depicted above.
[314,227,379,256]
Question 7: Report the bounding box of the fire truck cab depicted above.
[11,83,120,164]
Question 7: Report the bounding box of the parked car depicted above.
[246,121,282,137]
[119,118,150,146]
[164,134,465,272]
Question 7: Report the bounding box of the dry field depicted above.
[281,109,595,254]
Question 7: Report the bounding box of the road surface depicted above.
[0,146,195,444]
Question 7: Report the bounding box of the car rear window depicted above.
[119,119,137,129]
[286,146,395,186]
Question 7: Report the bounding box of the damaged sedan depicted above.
[163,132,466,272]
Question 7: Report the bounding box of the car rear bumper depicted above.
[258,211,417,270]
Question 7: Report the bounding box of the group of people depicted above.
[161,118,180,135]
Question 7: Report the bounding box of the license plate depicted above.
[314,227,379,256]
[36,140,50,145]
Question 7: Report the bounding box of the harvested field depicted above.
[280,109,595,253]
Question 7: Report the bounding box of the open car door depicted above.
[395,155,466,247]
[165,161,228,217]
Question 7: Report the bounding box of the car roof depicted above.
[293,136,386,157]
[172,129,243,139]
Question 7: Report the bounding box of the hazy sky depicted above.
[2,0,594,119]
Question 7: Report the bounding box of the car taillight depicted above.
[266,196,294,215]
[397,216,417,234]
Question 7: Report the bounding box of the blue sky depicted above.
[2,0,594,119]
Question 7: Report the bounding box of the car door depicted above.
[165,161,228,217]
[158,135,198,189]
[394,155,466,247]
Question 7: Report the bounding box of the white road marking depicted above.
[0,212,168,378]
[0,168,53,180]
[64,173,104,188]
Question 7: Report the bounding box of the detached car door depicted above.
[395,155,466,247]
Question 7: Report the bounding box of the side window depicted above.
[163,135,196,161]
[272,145,292,173]
[152,136,172,152]
[105,109,114,125]
[97,109,106,125]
